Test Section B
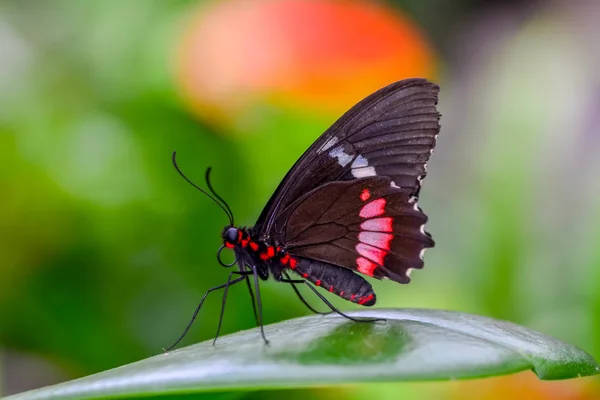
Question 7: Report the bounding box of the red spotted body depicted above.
[222,226,377,306]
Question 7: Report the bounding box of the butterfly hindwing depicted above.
[257,78,440,240]
[282,177,433,283]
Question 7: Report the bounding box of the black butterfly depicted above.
[168,78,440,349]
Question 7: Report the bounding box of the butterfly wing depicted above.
[256,78,440,241]
[281,176,432,283]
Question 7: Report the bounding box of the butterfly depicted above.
[168,78,441,349]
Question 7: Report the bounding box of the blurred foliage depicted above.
[1,0,600,398]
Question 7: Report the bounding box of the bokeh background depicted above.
[2,0,600,398]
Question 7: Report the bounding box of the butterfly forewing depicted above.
[256,78,440,240]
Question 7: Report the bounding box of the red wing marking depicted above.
[237,230,243,242]
[280,254,290,265]
[356,243,387,265]
[329,286,334,292]
[355,196,396,274]
[356,257,377,276]
[360,189,371,202]
[359,198,386,218]
[315,280,322,286]
[249,242,259,251]
[360,217,393,232]
[302,273,308,278]
[358,232,393,251]
[225,242,235,249]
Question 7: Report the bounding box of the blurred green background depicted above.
[2,0,600,398]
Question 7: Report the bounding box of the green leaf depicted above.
[7,309,598,400]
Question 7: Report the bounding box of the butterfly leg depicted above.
[165,273,247,352]
[280,278,384,323]
[244,276,260,325]
[213,270,255,345]
[250,264,270,345]
[283,271,329,315]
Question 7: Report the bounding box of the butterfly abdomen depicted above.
[290,257,376,306]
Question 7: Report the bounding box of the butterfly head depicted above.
[217,226,241,267]
[222,226,239,249]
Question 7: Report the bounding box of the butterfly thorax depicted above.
[222,226,298,281]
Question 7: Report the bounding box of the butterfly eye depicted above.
[224,227,238,243]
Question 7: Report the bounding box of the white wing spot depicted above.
[406,268,414,277]
[390,181,400,188]
[320,137,339,153]
[329,146,353,167]
[352,166,376,178]
[351,155,368,168]
[349,154,376,178]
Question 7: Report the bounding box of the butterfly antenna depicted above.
[172,152,234,225]
[205,167,234,226]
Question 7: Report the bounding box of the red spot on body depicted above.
[361,217,393,232]
[315,280,322,286]
[280,254,290,265]
[358,294,374,305]
[329,286,334,292]
[237,230,243,242]
[289,258,298,269]
[225,242,235,249]
[360,188,371,202]
[259,247,275,261]
[359,198,386,218]
[276,246,282,252]
[249,242,259,251]
[356,257,377,276]
[241,239,249,247]
[358,232,393,251]
[356,243,387,265]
